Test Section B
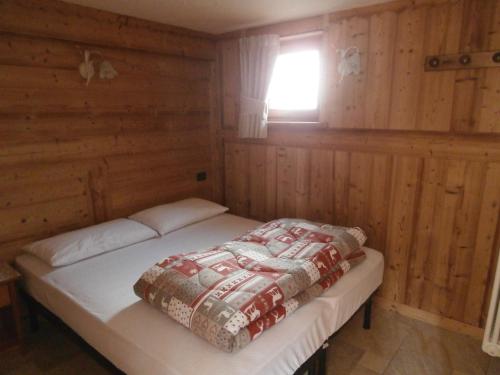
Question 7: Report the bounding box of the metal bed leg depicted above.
[22,291,39,332]
[363,295,372,330]
[293,340,328,375]
[310,357,317,375]
[317,341,328,375]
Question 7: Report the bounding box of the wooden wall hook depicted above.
[425,51,500,71]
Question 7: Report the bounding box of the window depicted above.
[267,35,321,122]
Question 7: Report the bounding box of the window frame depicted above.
[267,33,323,123]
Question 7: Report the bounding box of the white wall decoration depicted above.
[99,60,118,80]
[79,50,95,85]
[79,50,118,85]
[337,47,360,82]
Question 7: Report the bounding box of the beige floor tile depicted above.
[4,362,41,375]
[334,306,413,360]
[350,364,380,375]
[0,348,28,375]
[358,350,391,374]
[45,353,115,375]
[326,338,365,375]
[396,318,490,375]
[487,357,500,375]
[27,323,82,372]
[384,347,452,375]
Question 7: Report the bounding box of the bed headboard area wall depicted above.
[218,0,500,332]
[0,0,220,261]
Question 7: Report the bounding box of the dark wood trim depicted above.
[222,128,500,162]
[268,109,319,123]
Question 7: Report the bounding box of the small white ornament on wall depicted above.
[79,50,95,85]
[337,47,361,82]
[99,60,118,80]
[79,50,118,85]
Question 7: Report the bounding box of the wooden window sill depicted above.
[267,121,326,127]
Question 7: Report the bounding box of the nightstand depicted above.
[0,262,22,351]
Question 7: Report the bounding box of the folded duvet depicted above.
[134,219,367,352]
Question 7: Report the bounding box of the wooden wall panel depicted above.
[366,154,393,251]
[382,156,422,302]
[309,149,334,223]
[474,1,500,134]
[275,147,301,218]
[248,145,277,221]
[388,6,427,130]
[0,0,218,261]
[223,134,500,330]
[0,0,215,60]
[415,1,462,131]
[364,12,397,129]
[0,33,211,79]
[219,0,500,331]
[464,163,500,325]
[224,143,250,217]
[452,0,500,133]
[220,39,240,129]
[326,17,369,128]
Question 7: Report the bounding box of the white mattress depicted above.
[16,214,384,375]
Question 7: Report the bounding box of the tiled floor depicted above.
[328,306,499,375]
[1,305,499,375]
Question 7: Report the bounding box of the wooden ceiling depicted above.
[60,0,392,34]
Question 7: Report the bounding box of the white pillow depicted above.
[23,219,158,267]
[129,198,228,236]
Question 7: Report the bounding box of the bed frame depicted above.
[21,290,373,375]
[294,295,373,375]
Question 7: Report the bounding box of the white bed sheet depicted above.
[16,213,384,375]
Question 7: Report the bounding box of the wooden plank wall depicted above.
[0,0,218,261]
[219,0,500,330]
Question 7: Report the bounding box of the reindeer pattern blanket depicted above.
[134,219,367,352]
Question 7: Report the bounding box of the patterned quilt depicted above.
[134,219,367,352]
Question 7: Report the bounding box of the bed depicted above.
[15,213,384,375]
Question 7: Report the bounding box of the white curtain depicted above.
[239,34,280,139]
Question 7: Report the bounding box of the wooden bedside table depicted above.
[0,262,22,351]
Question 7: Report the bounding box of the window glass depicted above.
[267,49,320,111]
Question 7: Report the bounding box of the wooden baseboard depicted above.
[374,297,484,340]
